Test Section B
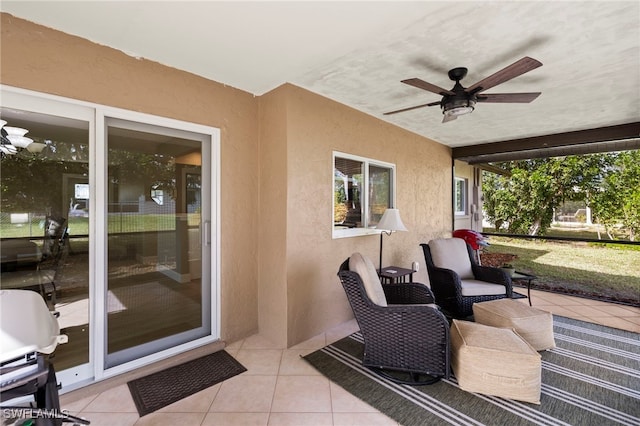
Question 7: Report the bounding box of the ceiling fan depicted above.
[384,57,542,123]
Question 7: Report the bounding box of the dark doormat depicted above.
[127,350,246,416]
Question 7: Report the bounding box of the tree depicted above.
[108,149,177,201]
[0,150,88,217]
[1,142,177,217]
[591,151,640,241]
[482,154,611,236]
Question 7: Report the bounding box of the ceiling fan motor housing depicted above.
[448,67,468,82]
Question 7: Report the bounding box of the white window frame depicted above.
[333,151,396,239]
[454,177,468,216]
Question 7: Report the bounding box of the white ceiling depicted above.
[2,1,639,148]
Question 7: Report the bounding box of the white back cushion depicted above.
[428,238,474,279]
[349,252,387,307]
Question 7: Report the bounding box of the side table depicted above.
[511,271,537,306]
[378,266,415,284]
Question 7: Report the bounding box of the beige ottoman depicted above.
[473,299,556,351]
[451,319,541,404]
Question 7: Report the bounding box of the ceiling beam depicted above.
[475,163,511,176]
[461,138,640,164]
[452,122,640,161]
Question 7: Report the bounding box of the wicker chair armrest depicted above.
[365,303,449,343]
[368,302,448,328]
[382,282,435,304]
[472,265,513,296]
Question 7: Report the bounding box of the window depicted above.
[455,177,467,216]
[333,152,396,238]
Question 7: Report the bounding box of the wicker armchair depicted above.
[420,238,512,319]
[337,254,450,385]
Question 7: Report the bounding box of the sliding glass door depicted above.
[1,86,219,389]
[104,117,213,368]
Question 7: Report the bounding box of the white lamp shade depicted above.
[3,126,29,137]
[376,208,408,232]
[0,144,17,154]
[0,145,15,155]
[7,135,33,148]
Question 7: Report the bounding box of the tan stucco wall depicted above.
[1,13,454,351]
[0,14,260,344]
[256,88,289,347]
[275,84,452,345]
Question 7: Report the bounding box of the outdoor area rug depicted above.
[304,316,640,426]
[127,350,246,416]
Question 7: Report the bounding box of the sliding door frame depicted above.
[1,85,221,389]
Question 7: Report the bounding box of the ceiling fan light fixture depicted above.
[443,98,476,117]
[444,105,474,116]
[0,121,38,157]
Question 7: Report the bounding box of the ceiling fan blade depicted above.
[384,101,440,115]
[466,57,542,94]
[442,114,457,123]
[401,78,455,96]
[476,92,541,103]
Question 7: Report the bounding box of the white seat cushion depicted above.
[349,252,387,307]
[388,303,440,309]
[428,238,474,279]
[460,279,507,296]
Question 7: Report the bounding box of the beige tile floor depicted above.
[58,290,638,426]
[520,288,640,333]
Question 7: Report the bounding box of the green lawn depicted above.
[484,236,640,306]
[487,223,638,245]
[0,214,177,238]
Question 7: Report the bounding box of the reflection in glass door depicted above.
[0,106,92,382]
[105,118,211,368]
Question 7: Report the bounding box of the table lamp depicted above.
[376,208,407,272]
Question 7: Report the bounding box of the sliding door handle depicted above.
[203,220,211,246]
